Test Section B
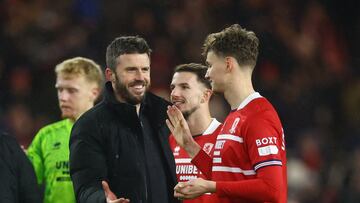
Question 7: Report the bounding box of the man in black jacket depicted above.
[70,36,179,203]
[0,130,41,203]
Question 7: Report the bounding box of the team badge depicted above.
[203,143,214,155]
[229,117,240,134]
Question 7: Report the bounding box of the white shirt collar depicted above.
[203,118,221,135]
[237,92,262,110]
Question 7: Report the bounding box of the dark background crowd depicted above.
[0,0,359,202]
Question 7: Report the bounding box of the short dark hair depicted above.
[106,36,152,71]
[174,63,211,89]
[202,24,259,67]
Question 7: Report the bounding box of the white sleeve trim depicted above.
[254,160,282,171]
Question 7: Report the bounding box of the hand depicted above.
[102,181,130,203]
[174,178,216,199]
[166,105,201,158]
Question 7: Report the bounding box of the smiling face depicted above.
[170,72,208,119]
[205,51,228,94]
[111,53,151,105]
[56,74,98,121]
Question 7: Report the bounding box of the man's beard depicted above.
[114,75,150,105]
[182,105,200,120]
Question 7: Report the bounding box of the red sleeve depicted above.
[216,166,282,202]
[191,149,212,179]
[168,134,176,148]
[244,114,285,172]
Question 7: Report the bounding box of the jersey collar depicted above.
[237,92,262,110]
[203,118,221,135]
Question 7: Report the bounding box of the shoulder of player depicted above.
[240,97,277,116]
[36,119,71,137]
[241,108,279,129]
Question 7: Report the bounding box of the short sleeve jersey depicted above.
[27,119,76,203]
[169,118,222,203]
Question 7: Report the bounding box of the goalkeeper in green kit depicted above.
[27,57,104,203]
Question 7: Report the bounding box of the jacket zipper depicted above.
[139,120,148,202]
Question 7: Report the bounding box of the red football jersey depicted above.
[192,92,287,203]
[169,118,222,203]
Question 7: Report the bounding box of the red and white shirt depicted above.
[169,118,222,203]
[192,92,287,203]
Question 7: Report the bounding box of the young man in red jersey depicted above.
[166,24,287,203]
[169,63,222,203]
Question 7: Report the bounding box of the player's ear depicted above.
[225,56,235,72]
[105,68,115,82]
[201,88,212,103]
[91,86,101,101]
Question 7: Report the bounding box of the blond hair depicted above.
[55,57,104,88]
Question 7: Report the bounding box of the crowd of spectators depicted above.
[0,0,359,202]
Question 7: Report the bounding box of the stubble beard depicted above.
[114,75,150,105]
[182,105,200,120]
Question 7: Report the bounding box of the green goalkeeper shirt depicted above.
[27,119,76,203]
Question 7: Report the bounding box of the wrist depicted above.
[184,141,201,158]
[206,181,216,193]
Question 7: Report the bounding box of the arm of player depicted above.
[174,166,282,202]
[166,105,201,158]
[215,166,282,201]
[167,105,213,178]
[26,130,45,185]
[174,178,215,199]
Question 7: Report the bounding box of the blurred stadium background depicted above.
[0,0,359,202]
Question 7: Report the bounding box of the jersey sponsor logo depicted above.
[255,136,278,146]
[176,164,199,175]
[203,143,214,155]
[229,117,240,134]
[55,161,69,170]
[179,175,198,181]
[56,177,72,181]
[257,145,279,156]
[55,161,71,181]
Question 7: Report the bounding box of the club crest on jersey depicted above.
[229,117,240,134]
[203,143,214,155]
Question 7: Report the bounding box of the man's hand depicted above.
[174,178,216,199]
[102,181,130,203]
[166,105,201,158]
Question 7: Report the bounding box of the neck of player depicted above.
[224,69,255,110]
[186,107,212,136]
